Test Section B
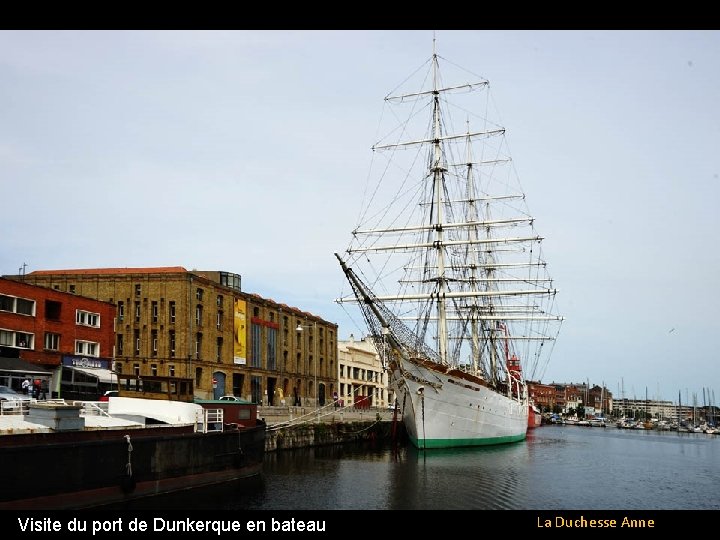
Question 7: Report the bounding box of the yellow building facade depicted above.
[20,267,337,405]
[337,334,393,409]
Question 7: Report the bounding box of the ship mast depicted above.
[431,41,449,365]
[464,120,482,375]
[338,42,563,378]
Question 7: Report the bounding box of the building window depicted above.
[219,272,241,292]
[151,329,158,356]
[44,332,60,351]
[15,297,33,316]
[117,334,124,356]
[0,294,36,316]
[251,376,262,404]
[216,337,223,362]
[44,299,61,320]
[133,363,140,376]
[251,324,262,368]
[134,301,141,322]
[69,284,76,294]
[151,301,158,323]
[135,284,141,296]
[75,340,99,357]
[76,309,100,327]
[267,327,277,371]
[134,330,140,355]
[195,332,202,359]
[196,305,203,326]
[216,310,223,330]
[169,365,175,377]
[196,288,204,301]
[169,301,176,324]
[216,295,223,308]
[117,301,124,322]
[8,331,33,349]
[115,362,123,373]
[195,367,202,388]
[169,330,175,357]
[151,363,158,376]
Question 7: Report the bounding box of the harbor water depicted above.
[136,423,720,511]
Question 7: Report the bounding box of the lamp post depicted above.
[296,321,318,411]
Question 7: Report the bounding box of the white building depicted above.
[337,335,393,409]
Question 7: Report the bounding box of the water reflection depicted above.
[109,426,720,510]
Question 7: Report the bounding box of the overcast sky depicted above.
[1,30,718,406]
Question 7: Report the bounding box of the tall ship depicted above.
[336,39,563,449]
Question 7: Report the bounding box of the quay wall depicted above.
[258,406,406,451]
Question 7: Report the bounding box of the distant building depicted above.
[587,384,613,416]
[527,381,556,411]
[11,267,337,405]
[337,334,392,409]
[613,397,677,421]
[528,380,614,416]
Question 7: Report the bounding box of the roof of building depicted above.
[0,357,52,375]
[23,267,338,327]
[29,267,188,276]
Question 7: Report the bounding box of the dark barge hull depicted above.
[0,421,266,510]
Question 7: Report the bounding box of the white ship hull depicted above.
[392,360,528,449]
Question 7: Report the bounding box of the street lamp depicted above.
[296,321,318,411]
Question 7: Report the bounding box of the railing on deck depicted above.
[0,398,111,417]
[71,401,111,417]
[0,398,37,415]
[196,408,224,433]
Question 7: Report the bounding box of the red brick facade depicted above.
[0,277,116,368]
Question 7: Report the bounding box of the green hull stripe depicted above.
[409,432,527,449]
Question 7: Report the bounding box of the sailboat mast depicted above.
[464,121,482,374]
[430,42,449,365]
[678,390,682,425]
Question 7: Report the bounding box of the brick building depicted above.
[13,267,337,405]
[528,379,614,416]
[0,276,116,398]
[527,381,556,412]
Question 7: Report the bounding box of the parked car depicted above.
[0,385,33,411]
[218,395,241,401]
[99,390,118,402]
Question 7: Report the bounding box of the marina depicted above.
[1,390,717,511]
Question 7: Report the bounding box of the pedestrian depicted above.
[21,377,30,395]
[32,379,41,399]
[40,379,49,400]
